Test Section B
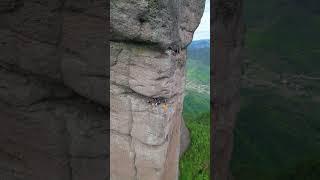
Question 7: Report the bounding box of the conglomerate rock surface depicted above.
[110,0,205,179]
[0,0,107,179]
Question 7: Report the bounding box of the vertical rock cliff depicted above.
[0,0,107,179]
[212,0,245,179]
[110,0,205,179]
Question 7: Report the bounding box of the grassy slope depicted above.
[179,41,210,180]
[231,0,320,179]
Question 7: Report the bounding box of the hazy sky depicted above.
[192,0,210,40]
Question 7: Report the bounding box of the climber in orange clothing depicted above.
[162,103,168,112]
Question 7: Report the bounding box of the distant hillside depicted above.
[180,40,210,179]
[187,39,210,65]
[183,39,210,118]
[188,39,210,49]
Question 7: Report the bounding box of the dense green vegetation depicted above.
[231,0,320,179]
[179,113,210,180]
[185,60,210,85]
[179,40,210,180]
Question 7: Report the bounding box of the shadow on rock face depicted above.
[0,0,108,179]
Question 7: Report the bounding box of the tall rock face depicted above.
[212,0,245,179]
[110,0,205,179]
[0,1,107,179]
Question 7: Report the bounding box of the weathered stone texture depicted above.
[110,42,188,179]
[110,0,205,49]
[110,0,205,179]
[0,1,107,180]
[0,0,205,179]
[110,133,136,180]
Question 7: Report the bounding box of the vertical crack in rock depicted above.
[65,129,74,180]
[130,137,138,180]
[129,98,138,179]
[64,111,73,180]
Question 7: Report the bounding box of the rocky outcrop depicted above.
[110,0,205,179]
[212,0,245,179]
[179,117,190,157]
[0,0,107,179]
